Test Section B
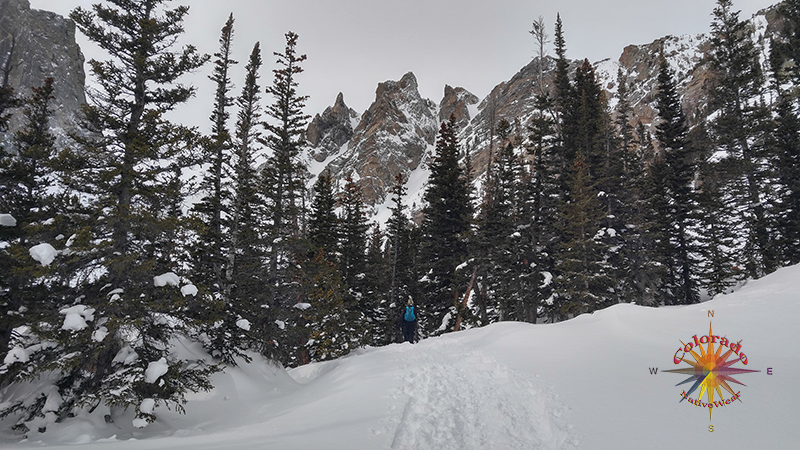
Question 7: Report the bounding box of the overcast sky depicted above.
[30,0,777,131]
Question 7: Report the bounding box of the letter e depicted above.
[768,367,772,375]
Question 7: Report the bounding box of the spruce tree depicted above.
[769,0,800,264]
[554,153,612,317]
[338,175,369,303]
[0,78,63,382]
[227,41,268,359]
[192,13,237,299]
[708,0,776,277]
[522,94,560,322]
[419,115,473,335]
[189,14,246,365]
[653,55,699,304]
[478,120,523,321]
[260,32,310,365]
[3,0,217,428]
[308,170,338,256]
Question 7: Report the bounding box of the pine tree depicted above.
[419,115,473,335]
[653,55,699,304]
[708,0,777,277]
[2,0,217,428]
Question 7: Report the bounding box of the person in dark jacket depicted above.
[398,298,417,343]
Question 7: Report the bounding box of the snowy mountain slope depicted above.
[2,263,798,449]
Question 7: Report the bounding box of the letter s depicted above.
[709,425,714,432]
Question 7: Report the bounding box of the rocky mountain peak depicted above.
[309,71,438,205]
[439,84,478,130]
[0,0,87,150]
[306,92,358,162]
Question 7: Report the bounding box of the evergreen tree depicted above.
[769,0,800,264]
[308,170,338,256]
[192,13,237,299]
[653,55,699,304]
[708,0,777,277]
[338,175,369,303]
[478,120,524,321]
[386,173,410,308]
[521,94,560,322]
[189,14,246,365]
[612,73,661,305]
[554,153,612,317]
[260,31,310,365]
[2,0,217,428]
[0,78,63,378]
[228,41,268,359]
[419,115,473,335]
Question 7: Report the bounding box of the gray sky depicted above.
[30,0,777,131]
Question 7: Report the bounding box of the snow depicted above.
[235,319,251,331]
[540,271,553,288]
[112,346,139,366]
[2,264,800,448]
[153,272,180,287]
[29,243,57,267]
[181,284,198,297]
[92,326,109,342]
[0,214,17,227]
[274,320,286,330]
[293,302,312,310]
[144,358,169,384]
[138,399,155,416]
[59,305,95,331]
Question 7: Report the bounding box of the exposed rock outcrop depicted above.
[438,85,478,130]
[306,92,359,163]
[316,72,438,204]
[0,0,87,150]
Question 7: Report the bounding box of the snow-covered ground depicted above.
[2,264,799,449]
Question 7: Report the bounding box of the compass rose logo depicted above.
[665,322,759,420]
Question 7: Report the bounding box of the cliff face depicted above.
[305,6,781,211]
[0,0,87,150]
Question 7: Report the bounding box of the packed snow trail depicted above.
[2,264,800,449]
[386,339,577,449]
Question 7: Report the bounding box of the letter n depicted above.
[708,310,714,317]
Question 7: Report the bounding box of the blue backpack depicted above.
[404,306,416,322]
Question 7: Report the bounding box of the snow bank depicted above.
[2,264,799,449]
[181,284,198,297]
[29,243,57,267]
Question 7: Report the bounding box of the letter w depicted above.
[649,367,658,374]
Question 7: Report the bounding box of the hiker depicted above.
[398,298,417,343]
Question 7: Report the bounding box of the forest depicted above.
[0,0,798,430]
